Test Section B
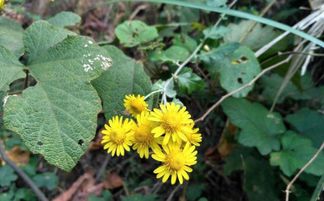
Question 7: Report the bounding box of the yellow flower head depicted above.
[132,112,161,159]
[183,126,202,146]
[150,102,193,145]
[124,94,148,116]
[0,0,4,10]
[152,143,197,185]
[101,116,134,156]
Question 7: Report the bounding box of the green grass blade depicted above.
[310,175,324,201]
[107,0,324,48]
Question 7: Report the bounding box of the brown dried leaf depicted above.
[104,172,123,189]
[53,172,93,201]
[6,146,30,166]
[217,123,237,158]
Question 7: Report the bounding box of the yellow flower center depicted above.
[134,125,153,144]
[166,151,185,171]
[161,113,179,133]
[130,101,145,114]
[110,131,126,145]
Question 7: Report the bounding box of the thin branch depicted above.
[285,142,324,201]
[278,50,324,57]
[0,140,48,201]
[128,4,149,20]
[166,184,182,201]
[160,0,237,102]
[95,155,111,183]
[239,0,276,43]
[195,55,292,123]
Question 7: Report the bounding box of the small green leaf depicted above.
[203,26,229,39]
[177,67,205,94]
[150,46,190,63]
[201,43,260,97]
[0,165,18,187]
[164,46,190,62]
[222,98,286,155]
[122,194,158,201]
[47,11,81,27]
[270,131,324,176]
[0,17,24,57]
[0,187,14,201]
[4,36,111,171]
[186,183,205,201]
[92,45,151,119]
[14,188,37,201]
[115,20,159,47]
[32,172,58,190]
[164,79,177,98]
[24,20,75,63]
[89,190,112,201]
[286,108,324,148]
[172,34,198,52]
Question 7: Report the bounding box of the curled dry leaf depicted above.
[53,173,92,201]
[217,123,237,158]
[3,146,30,166]
[89,131,103,151]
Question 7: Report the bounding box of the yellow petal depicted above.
[171,173,177,185]
[162,172,170,183]
[152,127,165,137]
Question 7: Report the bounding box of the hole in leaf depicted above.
[37,141,43,146]
[78,139,84,146]
[9,74,37,95]
[237,77,243,84]
[232,56,249,64]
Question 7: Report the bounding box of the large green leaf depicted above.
[47,11,81,27]
[0,46,25,92]
[286,108,324,148]
[200,43,260,97]
[4,36,112,171]
[244,156,279,201]
[92,45,152,119]
[224,146,279,201]
[270,131,324,176]
[24,20,75,63]
[222,98,286,155]
[224,20,279,50]
[261,74,301,103]
[115,20,159,47]
[0,17,24,57]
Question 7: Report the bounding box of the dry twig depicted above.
[285,142,324,201]
[195,55,292,123]
[0,140,48,201]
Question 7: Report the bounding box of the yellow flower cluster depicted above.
[101,94,202,185]
[0,0,5,10]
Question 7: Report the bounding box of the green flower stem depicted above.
[144,89,163,100]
